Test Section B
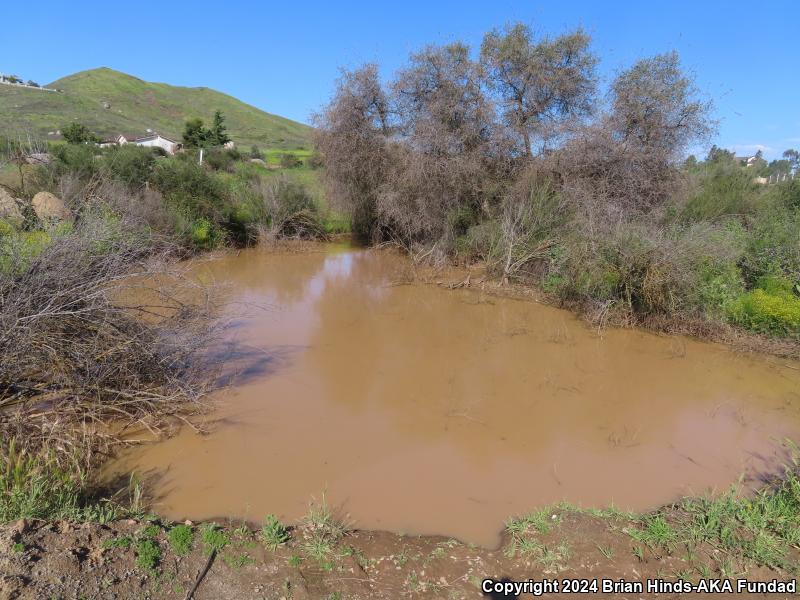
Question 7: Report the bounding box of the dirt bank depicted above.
[2,506,797,600]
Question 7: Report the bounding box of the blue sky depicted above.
[2,0,798,159]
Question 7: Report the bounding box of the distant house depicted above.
[734,155,759,167]
[99,134,134,148]
[132,133,181,154]
[0,73,57,92]
[99,133,182,155]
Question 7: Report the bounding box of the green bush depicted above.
[168,524,194,555]
[135,538,161,571]
[200,523,229,555]
[153,159,224,212]
[765,176,800,211]
[189,217,222,249]
[0,225,53,274]
[102,145,156,187]
[205,148,241,172]
[696,261,744,315]
[741,205,800,284]
[50,143,99,180]
[261,514,290,550]
[279,153,303,169]
[727,277,800,336]
[680,158,762,221]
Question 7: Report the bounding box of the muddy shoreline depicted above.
[2,504,797,599]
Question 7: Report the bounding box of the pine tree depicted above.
[210,110,230,146]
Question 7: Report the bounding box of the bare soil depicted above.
[1,510,796,600]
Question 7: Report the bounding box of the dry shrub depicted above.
[488,171,570,281]
[378,43,509,248]
[553,123,684,218]
[250,175,328,242]
[557,220,745,319]
[0,208,216,468]
[313,65,390,242]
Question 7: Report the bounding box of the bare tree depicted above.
[381,43,510,248]
[609,51,713,159]
[313,65,390,241]
[555,51,714,214]
[480,23,597,158]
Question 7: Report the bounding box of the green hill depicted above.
[0,67,311,150]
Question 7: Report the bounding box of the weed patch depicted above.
[167,524,193,555]
[261,514,290,550]
[201,523,230,555]
[134,538,161,572]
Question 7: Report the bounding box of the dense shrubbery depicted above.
[315,22,800,342]
[0,132,326,518]
[728,277,800,336]
[247,175,327,241]
[2,140,326,252]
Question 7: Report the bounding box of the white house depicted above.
[99,134,132,148]
[734,155,760,167]
[131,133,181,154]
[99,133,182,155]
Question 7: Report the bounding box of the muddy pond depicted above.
[112,244,800,547]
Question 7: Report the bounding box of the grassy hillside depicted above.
[0,67,311,150]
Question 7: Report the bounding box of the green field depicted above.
[0,68,311,150]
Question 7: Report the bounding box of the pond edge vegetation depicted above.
[1,20,799,587]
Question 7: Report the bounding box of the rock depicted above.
[31,191,71,222]
[249,158,267,166]
[0,188,23,224]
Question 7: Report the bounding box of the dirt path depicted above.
[1,509,796,599]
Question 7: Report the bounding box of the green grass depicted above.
[263,148,314,165]
[0,67,311,150]
[261,514,290,550]
[200,523,229,555]
[167,524,193,555]
[102,536,133,550]
[138,523,161,539]
[628,514,677,550]
[134,538,161,571]
[505,508,561,537]
[301,496,346,564]
[222,552,256,569]
[288,554,302,567]
[596,544,614,559]
[0,438,133,524]
[623,453,800,570]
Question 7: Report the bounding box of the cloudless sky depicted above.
[2,0,798,159]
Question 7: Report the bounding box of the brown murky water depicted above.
[112,245,800,547]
